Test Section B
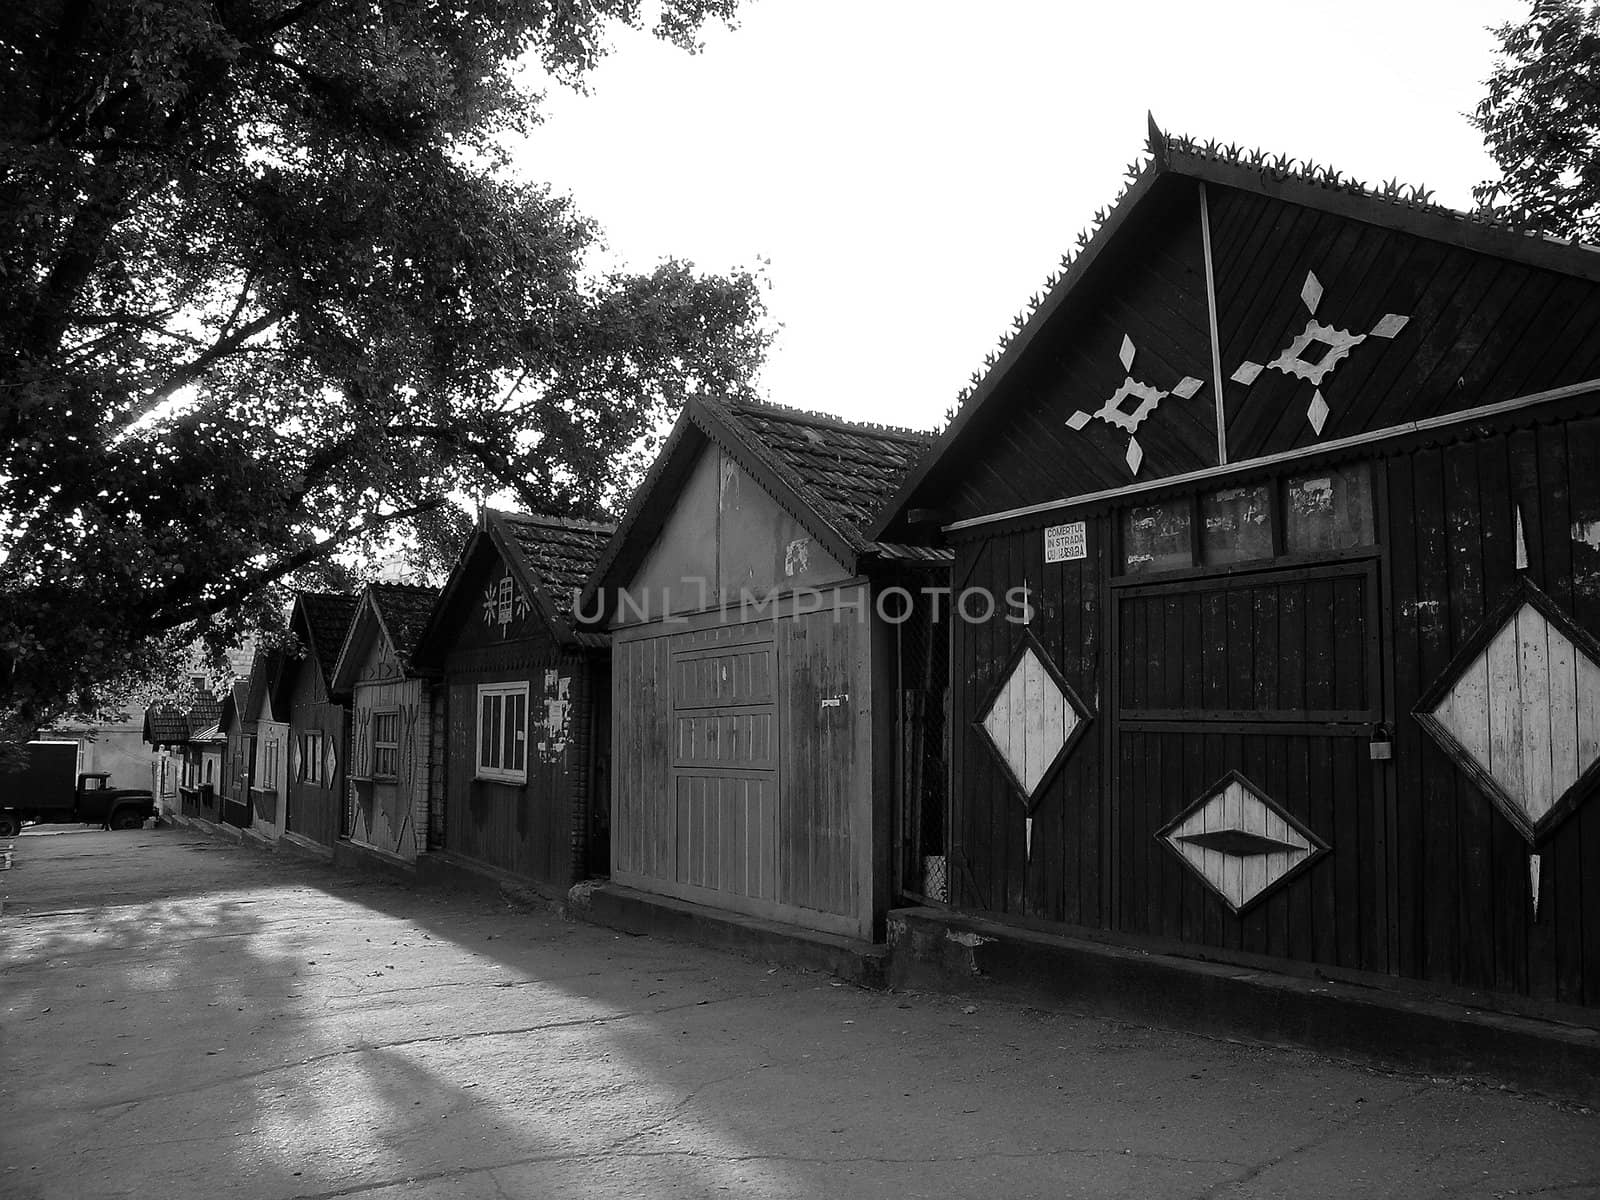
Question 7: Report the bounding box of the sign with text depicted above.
[1044,521,1087,563]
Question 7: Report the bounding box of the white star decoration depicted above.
[1065,334,1205,475]
[1231,270,1409,436]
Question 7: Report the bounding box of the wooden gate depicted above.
[1111,559,1390,972]
[668,628,780,902]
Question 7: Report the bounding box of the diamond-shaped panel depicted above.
[978,641,1089,804]
[1160,773,1326,913]
[1418,587,1600,841]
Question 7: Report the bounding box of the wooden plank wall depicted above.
[948,413,1600,1005]
[1387,415,1600,1005]
[612,632,674,882]
[441,654,587,887]
[950,521,1105,925]
[777,607,860,919]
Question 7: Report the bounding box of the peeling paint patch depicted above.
[1572,520,1600,551]
[944,929,993,949]
[785,538,810,577]
[1400,598,1445,618]
[537,670,571,762]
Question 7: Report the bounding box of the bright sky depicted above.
[520,0,1527,434]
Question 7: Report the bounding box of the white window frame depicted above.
[476,682,529,783]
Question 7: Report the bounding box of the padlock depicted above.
[1369,722,1394,762]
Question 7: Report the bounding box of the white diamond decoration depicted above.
[1307,389,1330,434]
[1301,270,1324,314]
[1369,313,1408,339]
[1161,775,1324,913]
[1423,599,1600,837]
[979,645,1080,800]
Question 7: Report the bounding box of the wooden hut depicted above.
[873,121,1600,1008]
[242,646,289,842]
[585,397,937,941]
[140,702,189,816]
[412,511,614,891]
[273,592,358,854]
[328,583,441,865]
[217,681,253,828]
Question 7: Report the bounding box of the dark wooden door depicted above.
[287,702,344,847]
[1111,559,1391,973]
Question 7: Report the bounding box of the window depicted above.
[204,759,215,786]
[301,731,323,785]
[1121,464,1374,576]
[477,683,529,783]
[261,734,279,790]
[372,711,399,779]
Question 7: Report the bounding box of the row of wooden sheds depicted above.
[152,124,1600,1013]
[148,398,940,933]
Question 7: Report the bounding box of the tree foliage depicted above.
[1472,0,1600,239]
[0,0,768,731]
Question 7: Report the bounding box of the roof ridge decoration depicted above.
[491,508,617,534]
[720,396,937,444]
[935,113,1600,436]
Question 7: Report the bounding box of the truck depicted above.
[0,741,157,838]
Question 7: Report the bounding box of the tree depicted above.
[1472,0,1600,239]
[0,0,769,733]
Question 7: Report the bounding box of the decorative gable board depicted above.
[884,169,1600,534]
[938,182,1217,522]
[1209,185,1600,461]
[433,539,548,653]
[621,440,849,622]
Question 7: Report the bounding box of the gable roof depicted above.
[871,118,1600,539]
[218,681,250,734]
[586,396,937,602]
[141,702,189,747]
[494,511,614,633]
[241,646,283,724]
[370,582,441,660]
[291,592,360,689]
[328,581,442,693]
[186,692,222,736]
[414,510,615,660]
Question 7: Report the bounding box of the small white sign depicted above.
[1044,521,1087,563]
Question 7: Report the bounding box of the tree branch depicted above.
[114,308,287,431]
[149,496,448,628]
[248,0,331,40]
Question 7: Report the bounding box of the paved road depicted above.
[2,827,1597,1200]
